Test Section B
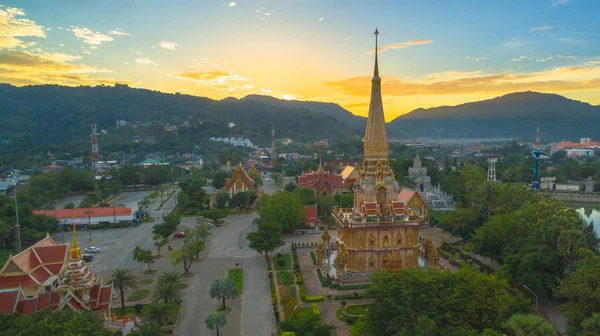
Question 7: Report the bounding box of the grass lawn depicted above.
[274,254,292,271]
[0,249,15,266]
[279,285,298,319]
[294,306,316,320]
[228,268,243,296]
[141,279,153,284]
[166,300,182,325]
[112,305,144,316]
[276,271,294,285]
[127,289,150,301]
[345,304,369,316]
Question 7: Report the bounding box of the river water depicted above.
[568,203,600,236]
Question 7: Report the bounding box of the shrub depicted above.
[341,300,347,307]
[299,284,307,300]
[293,263,300,271]
[277,259,286,268]
[310,252,318,265]
[296,273,304,285]
[311,303,320,316]
[304,296,324,302]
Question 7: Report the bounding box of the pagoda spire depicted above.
[363,28,389,160]
[70,222,81,260]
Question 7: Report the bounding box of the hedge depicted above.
[304,296,324,302]
[310,252,318,265]
[299,283,307,300]
[316,268,327,287]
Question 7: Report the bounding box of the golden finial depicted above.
[374,28,379,77]
[70,221,81,260]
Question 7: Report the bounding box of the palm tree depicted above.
[152,282,183,303]
[209,277,238,309]
[502,313,556,335]
[142,302,172,326]
[157,271,185,286]
[205,312,227,336]
[111,268,140,313]
[128,322,164,336]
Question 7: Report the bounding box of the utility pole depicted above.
[85,208,94,241]
[14,186,21,252]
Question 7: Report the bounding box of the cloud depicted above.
[512,55,530,62]
[260,88,271,93]
[0,49,132,86]
[466,56,487,62]
[557,37,586,45]
[318,17,324,22]
[108,28,131,36]
[159,41,180,50]
[70,26,113,45]
[0,5,46,49]
[343,36,352,41]
[531,26,553,32]
[324,61,600,97]
[369,39,434,54]
[557,55,577,59]
[551,0,573,7]
[228,2,236,7]
[135,57,157,65]
[536,55,554,62]
[281,94,296,100]
[169,70,255,92]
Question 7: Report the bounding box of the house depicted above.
[0,182,13,196]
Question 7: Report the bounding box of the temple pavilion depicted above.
[223,162,255,196]
[0,225,113,318]
[331,30,428,282]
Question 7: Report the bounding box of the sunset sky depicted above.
[1,0,600,120]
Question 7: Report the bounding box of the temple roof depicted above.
[223,162,255,190]
[304,205,319,225]
[341,165,357,180]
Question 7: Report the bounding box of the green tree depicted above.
[133,246,156,271]
[272,172,284,186]
[284,181,297,192]
[231,191,250,209]
[555,250,600,334]
[0,309,118,335]
[153,281,183,304]
[152,233,168,256]
[246,222,285,262]
[501,314,556,336]
[169,228,205,275]
[111,268,140,313]
[142,302,173,326]
[581,313,600,336]
[128,322,164,336]
[294,187,317,205]
[249,172,263,189]
[212,171,231,190]
[0,219,12,250]
[258,191,304,231]
[316,196,335,221]
[366,268,530,335]
[215,192,231,209]
[204,312,227,336]
[209,277,238,309]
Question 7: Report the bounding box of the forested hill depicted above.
[388,92,600,141]
[0,84,358,156]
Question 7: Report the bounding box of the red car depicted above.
[174,232,186,238]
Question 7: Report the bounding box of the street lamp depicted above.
[523,284,538,308]
[85,208,94,241]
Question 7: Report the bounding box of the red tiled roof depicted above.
[391,201,407,215]
[397,189,415,202]
[50,292,60,306]
[0,290,19,314]
[17,299,38,315]
[363,202,380,216]
[68,297,84,312]
[30,267,52,284]
[45,264,63,275]
[34,207,132,219]
[12,250,40,273]
[0,275,38,289]
[304,205,318,225]
[99,287,112,304]
[89,284,100,303]
[37,292,51,311]
[94,303,110,312]
[34,245,68,264]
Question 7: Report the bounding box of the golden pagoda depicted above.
[332,29,426,279]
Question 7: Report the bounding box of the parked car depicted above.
[174,231,186,238]
[84,247,100,253]
[83,254,94,262]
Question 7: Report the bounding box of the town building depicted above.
[223,162,255,196]
[330,30,427,283]
[34,207,134,226]
[0,231,113,319]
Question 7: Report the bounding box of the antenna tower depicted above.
[271,124,276,165]
[535,121,541,148]
[91,123,99,172]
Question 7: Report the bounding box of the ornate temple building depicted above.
[0,228,113,318]
[407,154,455,210]
[223,162,255,196]
[298,163,344,196]
[408,154,432,193]
[331,30,427,281]
[397,188,428,217]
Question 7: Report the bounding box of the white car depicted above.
[84,247,100,253]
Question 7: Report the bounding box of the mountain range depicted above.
[1,83,599,159]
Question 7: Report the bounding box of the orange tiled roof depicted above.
[223,163,255,191]
[33,207,132,219]
[397,189,415,202]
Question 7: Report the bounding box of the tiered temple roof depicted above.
[298,163,344,196]
[223,162,255,195]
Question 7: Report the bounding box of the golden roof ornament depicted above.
[70,222,81,260]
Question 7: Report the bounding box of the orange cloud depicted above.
[369,39,434,54]
[168,71,255,92]
[324,63,600,97]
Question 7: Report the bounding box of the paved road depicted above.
[51,190,179,281]
[109,191,152,212]
[176,213,274,336]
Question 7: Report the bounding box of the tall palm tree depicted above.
[205,312,227,336]
[111,268,140,313]
[209,277,238,309]
[142,302,172,326]
[502,313,556,335]
[128,322,164,336]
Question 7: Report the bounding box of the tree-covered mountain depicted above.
[241,94,367,132]
[0,84,357,158]
[388,92,600,141]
